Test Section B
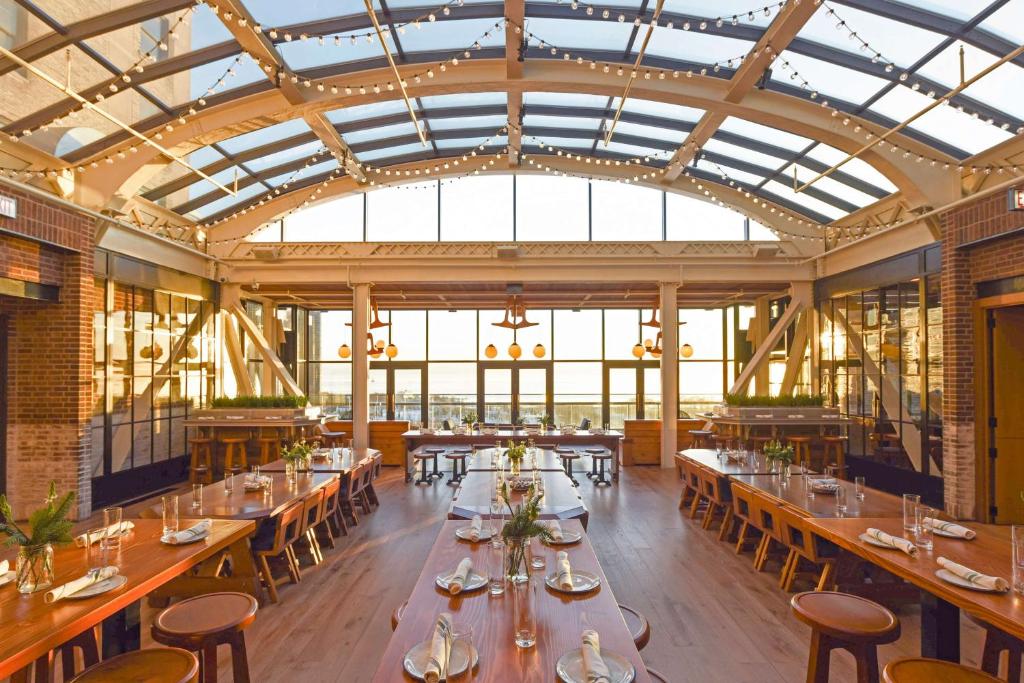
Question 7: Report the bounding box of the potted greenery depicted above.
[197,395,316,420]
[281,441,313,480]
[505,440,527,477]
[462,412,479,431]
[499,481,551,583]
[538,414,552,431]
[763,440,795,478]
[720,393,835,419]
[0,482,75,593]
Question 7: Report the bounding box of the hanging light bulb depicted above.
[680,343,694,358]
[338,344,351,359]
[484,344,498,359]
[632,343,645,359]
[643,338,654,350]
[376,339,386,350]
[385,343,398,359]
[508,342,522,359]
[532,343,546,358]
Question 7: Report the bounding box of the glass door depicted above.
[478,362,553,425]
[481,367,512,424]
[603,361,660,428]
[369,362,427,423]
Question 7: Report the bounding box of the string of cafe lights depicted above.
[257,0,471,45]
[545,0,790,30]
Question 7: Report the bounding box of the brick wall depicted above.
[941,190,1024,519]
[0,185,93,519]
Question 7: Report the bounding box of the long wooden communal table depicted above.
[449,471,588,528]
[675,448,803,477]
[156,471,338,521]
[729,474,904,519]
[707,415,852,441]
[372,520,650,682]
[807,516,1020,663]
[259,447,380,474]
[464,447,568,473]
[402,429,623,482]
[0,519,253,680]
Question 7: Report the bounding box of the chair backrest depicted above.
[680,460,701,493]
[345,470,361,498]
[730,481,758,524]
[442,419,452,431]
[578,417,591,431]
[359,462,373,489]
[696,468,729,505]
[322,477,341,516]
[776,504,816,559]
[301,489,326,532]
[272,502,305,553]
[370,453,382,478]
[751,490,784,541]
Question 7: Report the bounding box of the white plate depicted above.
[545,570,600,594]
[455,526,494,542]
[543,530,583,546]
[556,648,635,683]
[858,533,905,550]
[403,639,478,681]
[0,571,15,588]
[161,528,211,545]
[67,574,128,599]
[435,570,487,594]
[935,568,1009,593]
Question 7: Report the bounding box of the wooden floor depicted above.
[129,466,985,683]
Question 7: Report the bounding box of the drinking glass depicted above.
[530,538,546,571]
[915,506,935,551]
[834,485,848,514]
[1013,526,1024,595]
[192,483,204,510]
[224,472,234,493]
[447,624,476,682]
[854,476,866,501]
[488,539,506,596]
[102,506,123,550]
[161,494,179,536]
[512,573,537,648]
[805,474,816,500]
[85,528,109,570]
[903,494,921,532]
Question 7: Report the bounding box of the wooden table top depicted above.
[151,472,338,520]
[807,517,1024,640]
[449,471,587,523]
[730,474,905,519]
[464,448,570,472]
[260,448,379,474]
[372,520,650,682]
[0,518,253,678]
[676,449,804,477]
[707,416,852,426]
[404,430,622,445]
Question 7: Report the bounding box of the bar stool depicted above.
[444,451,468,485]
[821,436,848,478]
[189,437,214,484]
[689,429,713,448]
[412,450,439,485]
[257,430,281,466]
[69,648,199,683]
[251,502,304,603]
[617,603,650,651]
[557,448,580,486]
[220,436,249,477]
[151,592,258,683]
[790,591,900,683]
[882,658,1001,683]
[750,434,774,454]
[711,433,735,451]
[968,614,1023,682]
[786,435,813,468]
[589,449,612,486]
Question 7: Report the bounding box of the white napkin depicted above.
[162,519,211,544]
[547,520,564,542]
[448,557,472,595]
[556,550,573,590]
[0,559,8,574]
[424,612,453,683]
[75,521,134,547]
[468,515,482,542]
[44,567,119,603]
[937,556,1008,591]
[924,517,976,539]
[581,630,611,683]
[866,528,918,557]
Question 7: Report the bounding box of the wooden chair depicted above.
[751,491,787,573]
[618,603,651,651]
[189,437,214,484]
[729,481,763,555]
[882,658,1002,683]
[151,593,258,683]
[776,505,836,593]
[220,436,249,477]
[968,615,1023,682]
[786,435,813,467]
[791,591,900,683]
[680,459,705,518]
[299,489,327,566]
[339,469,363,528]
[821,435,848,478]
[256,430,281,466]
[356,461,374,514]
[695,467,733,540]
[251,502,304,603]
[69,648,198,683]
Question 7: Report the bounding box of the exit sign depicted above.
[0,195,15,219]
[1011,188,1024,211]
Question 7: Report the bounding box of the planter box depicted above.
[193,406,321,420]
[718,405,839,419]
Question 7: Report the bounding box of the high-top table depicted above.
[260,447,380,474]
[0,519,253,680]
[448,470,588,528]
[402,429,623,482]
[372,520,650,682]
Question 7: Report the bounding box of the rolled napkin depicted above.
[448,557,472,595]
[162,519,212,544]
[0,559,8,574]
[866,528,918,557]
[468,515,483,542]
[74,521,134,547]
[424,612,454,683]
[937,556,1009,591]
[547,520,564,542]
[754,413,773,419]
[44,566,119,603]
[924,517,976,540]
[581,630,612,683]
[556,550,573,590]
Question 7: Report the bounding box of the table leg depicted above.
[101,601,141,659]
[920,592,960,662]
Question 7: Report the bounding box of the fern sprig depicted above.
[0,481,75,548]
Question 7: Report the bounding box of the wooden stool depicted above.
[883,658,1002,683]
[750,435,774,453]
[412,450,439,485]
[786,436,813,467]
[590,450,612,486]
[968,614,1023,682]
[557,450,581,486]
[69,648,198,683]
[821,436,848,478]
[618,603,650,651]
[189,438,214,484]
[647,670,669,683]
[444,451,468,485]
[791,591,900,683]
[317,425,346,447]
[689,430,712,448]
[151,592,258,683]
[220,437,249,477]
[257,432,280,466]
[391,600,408,631]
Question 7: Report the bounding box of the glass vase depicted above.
[16,543,54,594]
[505,536,531,584]
[285,461,296,482]
[510,458,521,477]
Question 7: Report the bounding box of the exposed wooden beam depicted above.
[505,0,524,79]
[304,113,367,183]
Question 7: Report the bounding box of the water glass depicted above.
[834,485,848,514]
[512,574,537,648]
[102,506,123,550]
[161,494,179,536]
[447,624,477,682]
[224,472,234,493]
[805,474,816,500]
[192,483,204,510]
[1013,526,1024,595]
[530,539,546,571]
[903,494,921,532]
[488,539,506,596]
[915,506,935,551]
[854,476,866,501]
[85,528,109,569]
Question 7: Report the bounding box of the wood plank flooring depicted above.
[127,466,985,682]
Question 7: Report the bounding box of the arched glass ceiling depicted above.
[2,0,1022,225]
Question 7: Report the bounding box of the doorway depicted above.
[603,361,661,428]
[986,305,1024,523]
[477,361,553,424]
[368,362,427,423]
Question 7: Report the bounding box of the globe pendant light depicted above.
[338,344,351,359]
[631,343,645,358]
[508,342,522,359]
[680,343,694,358]
[532,343,546,358]
[484,344,498,359]
[385,343,398,358]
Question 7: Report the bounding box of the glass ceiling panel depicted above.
[980,1,1024,45]
[35,0,141,25]
[702,139,787,169]
[359,141,430,162]
[522,17,635,52]
[771,51,889,103]
[4,2,60,49]
[397,17,505,53]
[869,86,1013,155]
[524,135,592,151]
[242,0,364,28]
[419,92,506,108]
[762,180,845,221]
[796,3,946,67]
[244,141,324,173]
[528,0,643,7]
[603,140,668,159]
[328,99,408,124]
[277,28,388,71]
[897,0,977,21]
[717,116,812,152]
[781,163,879,208]
[917,43,1024,120]
[186,165,249,201]
[140,54,265,112]
[615,98,704,122]
[141,147,224,194]
[265,158,338,187]
[610,120,686,144]
[218,119,313,155]
[427,115,508,132]
[660,1,777,26]
[434,135,508,150]
[524,114,603,131]
[379,0,494,7]
[344,121,419,144]
[190,183,266,220]
[694,158,764,187]
[802,145,898,192]
[644,27,753,65]
[0,44,110,130]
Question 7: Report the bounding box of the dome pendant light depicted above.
[532,343,546,358]
[484,343,498,359]
[338,344,351,359]
[385,343,398,359]
[631,342,645,358]
[680,343,694,358]
[508,342,522,359]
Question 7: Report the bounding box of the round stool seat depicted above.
[413,451,436,460]
[444,452,468,459]
[689,430,712,436]
[618,603,650,651]
[220,436,248,443]
[257,435,279,442]
[189,437,213,444]
[391,600,408,631]
[70,648,198,683]
[424,447,446,454]
[558,452,580,460]
[750,435,773,443]
[883,658,1002,683]
[786,435,813,443]
[591,452,613,460]
[791,591,899,643]
[822,435,848,443]
[153,592,258,644]
[646,669,669,683]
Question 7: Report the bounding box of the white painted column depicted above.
[659,282,679,468]
[351,283,371,448]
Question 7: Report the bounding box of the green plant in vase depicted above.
[462,411,478,428]
[506,440,527,476]
[763,440,795,477]
[282,440,313,477]
[499,481,551,583]
[0,481,75,593]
